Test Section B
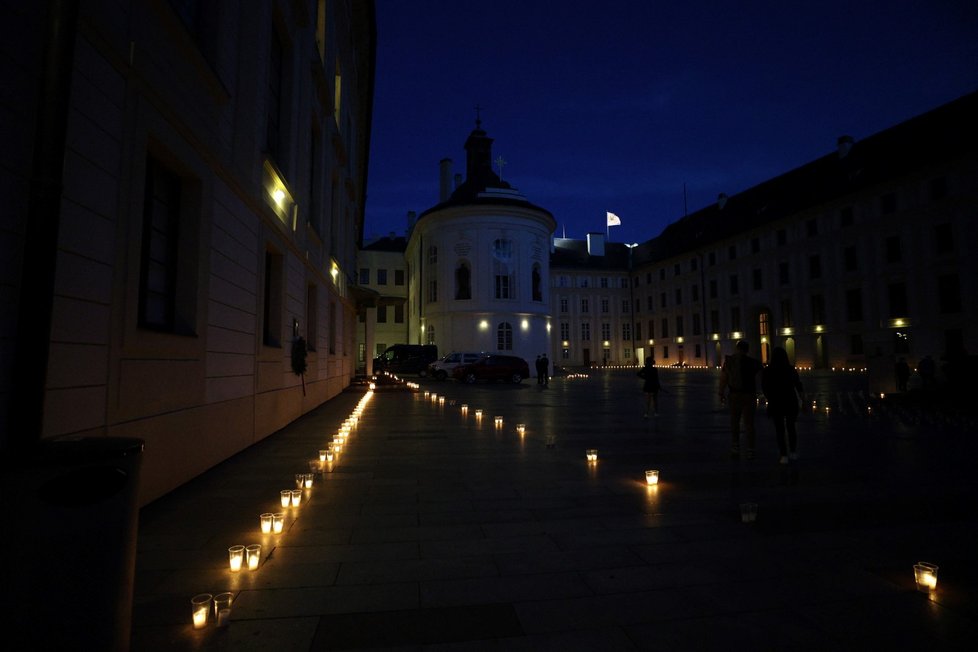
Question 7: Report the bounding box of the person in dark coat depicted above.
[540,354,549,386]
[761,346,805,464]
[637,357,661,417]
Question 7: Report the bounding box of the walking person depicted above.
[718,340,764,459]
[540,353,550,386]
[761,347,805,464]
[637,357,661,418]
[535,355,544,385]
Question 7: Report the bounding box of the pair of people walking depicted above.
[719,340,803,463]
[535,354,549,386]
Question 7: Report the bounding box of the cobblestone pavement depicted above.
[131,368,978,651]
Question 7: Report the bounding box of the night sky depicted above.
[364,1,977,246]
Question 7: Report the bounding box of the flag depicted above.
[606,211,621,227]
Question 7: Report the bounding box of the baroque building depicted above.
[2,1,376,505]
[359,91,976,390]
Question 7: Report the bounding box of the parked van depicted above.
[427,351,486,380]
[373,344,438,376]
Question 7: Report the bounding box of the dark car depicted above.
[373,344,438,376]
[452,354,530,384]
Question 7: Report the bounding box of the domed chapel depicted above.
[405,119,556,373]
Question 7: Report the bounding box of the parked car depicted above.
[373,344,438,376]
[452,354,530,384]
[428,351,486,380]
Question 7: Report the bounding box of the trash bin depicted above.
[1,437,143,652]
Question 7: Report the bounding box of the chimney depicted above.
[837,135,854,159]
[717,193,728,210]
[586,232,605,257]
[454,173,462,189]
[439,158,453,201]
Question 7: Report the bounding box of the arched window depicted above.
[532,263,542,301]
[492,239,513,300]
[426,324,436,345]
[497,322,513,350]
[455,260,471,300]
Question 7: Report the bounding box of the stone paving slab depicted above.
[131,369,978,650]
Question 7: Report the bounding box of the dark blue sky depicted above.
[364,1,977,245]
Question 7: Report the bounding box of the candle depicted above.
[439,396,445,406]
[326,450,334,462]
[272,513,285,533]
[516,424,525,435]
[280,490,291,508]
[494,416,503,428]
[461,404,468,415]
[914,562,938,592]
[645,470,659,485]
[475,409,482,418]
[586,449,598,462]
[319,449,327,462]
[260,513,273,534]
[304,474,313,489]
[213,592,232,628]
[228,545,244,572]
[291,489,302,507]
[191,594,212,629]
[295,473,305,488]
[246,544,261,571]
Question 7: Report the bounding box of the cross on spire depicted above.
[494,155,507,180]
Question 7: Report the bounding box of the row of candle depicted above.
[192,390,374,630]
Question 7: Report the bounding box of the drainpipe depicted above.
[8,0,79,457]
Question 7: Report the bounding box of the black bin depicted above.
[1,437,143,652]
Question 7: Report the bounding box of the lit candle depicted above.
[260,513,273,534]
[291,489,302,507]
[586,449,598,462]
[439,396,445,406]
[319,449,327,462]
[280,490,291,508]
[191,593,212,629]
[304,474,313,488]
[295,473,305,488]
[495,416,503,428]
[516,424,525,435]
[914,562,938,592]
[424,391,430,398]
[272,513,285,533]
[228,545,244,572]
[326,450,334,462]
[246,544,261,570]
[645,469,659,485]
[475,409,483,418]
[461,404,469,415]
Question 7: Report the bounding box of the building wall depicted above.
[551,269,633,367]
[355,245,409,367]
[407,206,553,371]
[3,1,374,506]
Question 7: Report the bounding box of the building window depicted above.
[455,261,471,300]
[560,297,568,313]
[780,299,792,328]
[394,269,405,285]
[494,274,511,299]
[358,268,369,285]
[884,236,902,264]
[647,296,654,311]
[710,310,719,332]
[661,318,669,338]
[938,274,961,313]
[694,343,702,358]
[601,323,611,340]
[623,323,631,340]
[730,307,741,331]
[660,292,667,308]
[934,223,953,254]
[811,294,825,324]
[709,279,717,299]
[635,322,642,340]
[139,155,199,334]
[262,250,283,346]
[266,27,286,163]
[778,262,789,285]
[845,288,863,322]
[600,277,609,288]
[560,322,569,340]
[888,283,907,317]
[377,306,387,323]
[426,324,435,345]
[622,299,630,313]
[729,274,739,295]
[581,323,590,341]
[676,316,684,337]
[662,345,669,360]
[675,288,682,305]
[394,304,404,323]
[601,298,609,313]
[427,245,438,264]
[692,313,701,336]
[752,268,763,291]
[624,348,632,359]
[649,320,655,339]
[691,285,699,302]
[843,246,858,272]
[581,298,589,313]
[427,280,437,303]
[880,192,896,214]
[579,277,589,288]
[497,322,513,350]
[377,268,388,285]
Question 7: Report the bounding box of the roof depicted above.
[551,239,633,271]
[361,235,407,252]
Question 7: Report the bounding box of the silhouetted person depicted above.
[895,357,910,392]
[637,357,661,417]
[761,347,805,464]
[719,340,763,459]
[540,354,549,386]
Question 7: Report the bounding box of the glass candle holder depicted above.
[461,404,468,415]
[260,513,273,534]
[246,544,261,571]
[272,512,285,534]
[645,470,659,485]
[295,473,305,488]
[914,562,939,592]
[303,473,313,489]
[516,424,526,435]
[280,490,291,508]
[326,450,334,462]
[475,409,483,418]
[228,545,245,572]
[191,593,212,629]
[439,396,445,406]
[319,449,327,462]
[586,449,598,462]
[739,502,758,523]
[494,416,504,428]
[290,489,302,507]
[213,592,233,628]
